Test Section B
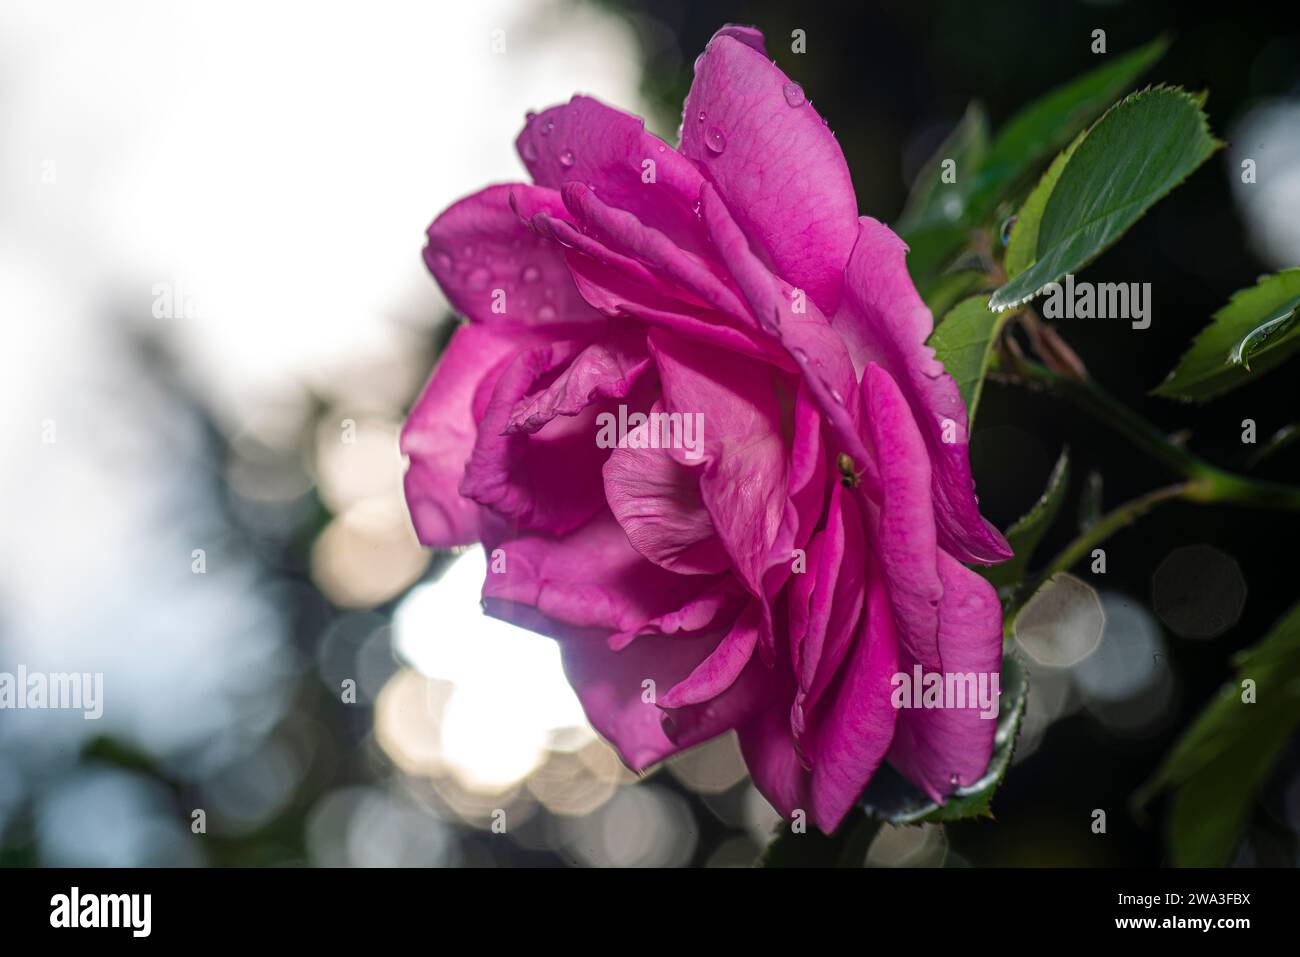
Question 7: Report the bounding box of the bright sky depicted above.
[0,0,646,770]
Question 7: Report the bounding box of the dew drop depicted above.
[782,82,806,107]
[536,305,557,322]
[525,110,537,123]
[521,265,541,283]
[521,141,537,163]
[1000,215,1017,247]
[431,252,451,271]
[693,53,705,73]
[705,126,726,154]
[559,149,575,167]
[697,110,706,123]
[541,120,554,136]
[467,267,491,290]
[949,772,961,787]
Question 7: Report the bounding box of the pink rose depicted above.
[401,23,1011,832]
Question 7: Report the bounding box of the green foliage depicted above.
[897,102,989,235]
[1136,601,1300,866]
[920,268,987,320]
[1153,269,1300,401]
[1003,130,1085,279]
[982,448,1070,591]
[900,38,1167,289]
[966,36,1170,221]
[927,294,1011,427]
[990,87,1221,311]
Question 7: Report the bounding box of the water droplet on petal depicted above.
[697,110,706,123]
[536,305,557,322]
[693,53,705,73]
[431,252,451,271]
[782,82,806,107]
[521,141,537,162]
[705,126,726,154]
[521,265,541,283]
[541,120,554,136]
[467,267,491,290]
[559,149,575,167]
[525,110,537,123]
[949,772,961,787]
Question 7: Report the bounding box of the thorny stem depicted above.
[1000,356,1300,509]
[993,350,1300,627]
[1003,481,1200,630]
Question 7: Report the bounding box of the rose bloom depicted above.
[401,24,1011,832]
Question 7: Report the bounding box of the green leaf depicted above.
[898,102,990,236]
[903,222,974,289]
[1004,129,1086,278]
[989,86,1220,312]
[1135,600,1300,866]
[1152,269,1300,402]
[982,448,1070,590]
[1246,421,1300,468]
[967,36,1169,221]
[857,655,1028,824]
[927,294,1011,427]
[920,268,987,320]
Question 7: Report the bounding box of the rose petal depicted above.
[834,217,1012,565]
[699,182,875,487]
[400,323,523,547]
[736,669,810,820]
[648,332,788,605]
[681,30,858,313]
[559,181,752,323]
[798,485,867,720]
[607,578,742,651]
[516,96,708,255]
[862,362,943,674]
[461,340,633,534]
[603,403,731,577]
[505,332,650,435]
[887,552,1003,803]
[560,630,723,771]
[806,550,900,832]
[658,599,762,709]
[423,184,602,326]
[481,509,707,638]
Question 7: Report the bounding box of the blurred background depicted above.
[2,0,1298,867]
